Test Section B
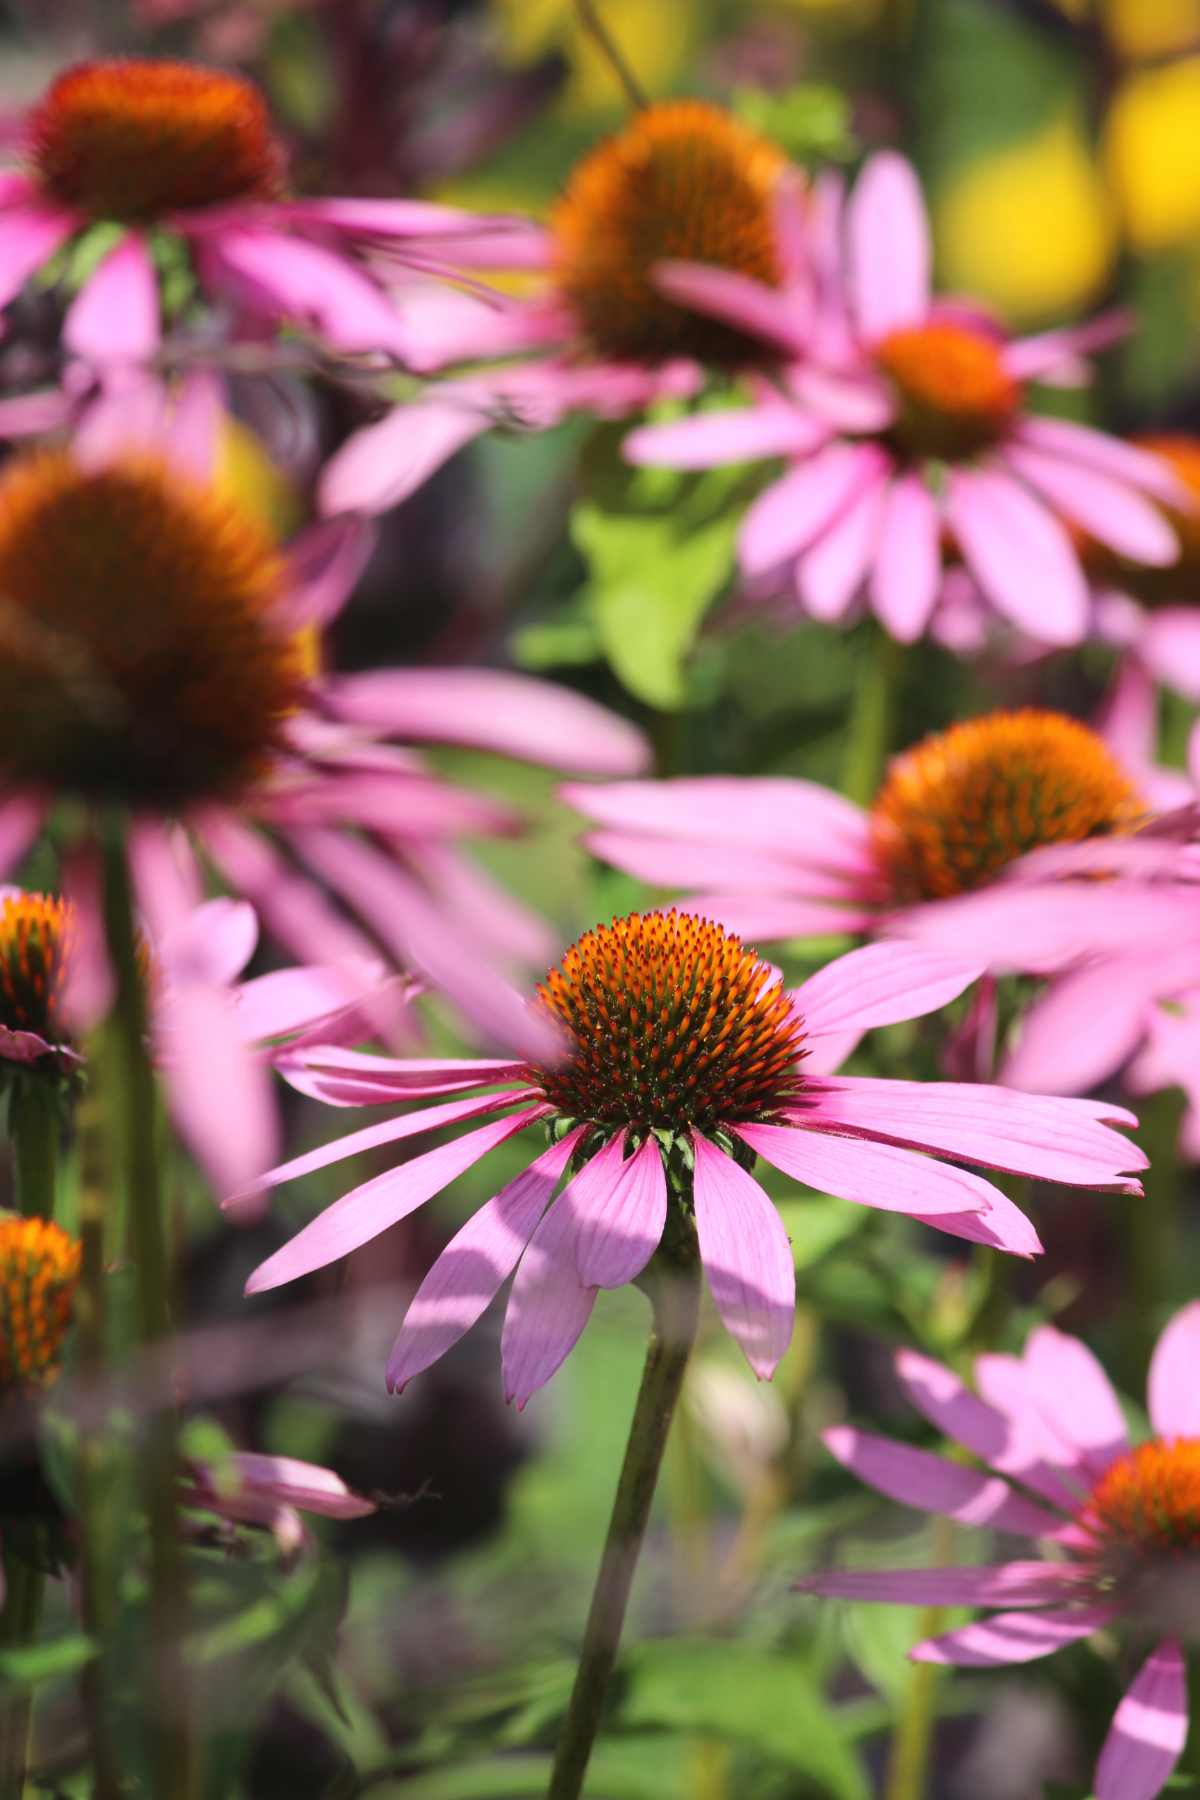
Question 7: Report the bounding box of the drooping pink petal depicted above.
[869,471,942,642]
[1021,1326,1129,1471]
[159,897,258,989]
[278,519,377,633]
[625,404,827,469]
[569,1134,667,1290]
[275,1045,522,1106]
[739,443,871,577]
[795,1076,1146,1191]
[1095,1641,1188,1800]
[911,1605,1116,1666]
[235,964,389,1046]
[846,152,931,343]
[1001,441,1178,566]
[0,203,76,308]
[1001,960,1160,1095]
[1147,1303,1200,1439]
[157,973,280,1205]
[387,1128,584,1392]
[796,1562,1087,1606]
[0,793,46,878]
[737,1121,1005,1220]
[326,668,650,775]
[245,1105,544,1294]
[821,1426,1063,1535]
[62,233,160,366]
[794,941,983,1038]
[195,226,412,355]
[1015,417,1190,508]
[561,774,871,865]
[912,1186,1044,1258]
[418,841,556,968]
[1139,611,1200,701]
[580,831,854,898]
[796,460,890,621]
[974,1352,1091,1485]
[894,1347,1076,1506]
[691,1133,794,1379]
[1004,311,1130,382]
[276,197,552,254]
[680,893,876,945]
[945,466,1089,644]
[0,388,74,437]
[654,260,811,356]
[886,883,1199,978]
[318,398,487,515]
[501,1190,599,1409]
[222,1451,376,1519]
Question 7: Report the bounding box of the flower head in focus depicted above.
[0,889,77,1073]
[0,1216,80,1395]
[319,99,814,517]
[625,151,1183,647]
[801,1304,1200,1800]
[0,57,531,371]
[241,915,1142,1409]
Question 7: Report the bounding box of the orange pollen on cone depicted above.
[0,892,73,1045]
[0,449,304,810]
[870,710,1145,903]
[529,908,806,1132]
[551,100,788,367]
[30,58,285,222]
[1088,1439,1200,1555]
[0,1215,81,1393]
[1101,433,1200,606]
[875,319,1021,461]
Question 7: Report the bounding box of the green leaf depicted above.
[0,1632,94,1689]
[732,83,856,163]
[378,1739,687,1799]
[618,1638,869,1799]
[776,1195,867,1270]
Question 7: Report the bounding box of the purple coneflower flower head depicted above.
[626,151,1184,647]
[566,707,1197,981]
[240,913,1143,1409]
[0,57,530,371]
[319,99,816,516]
[802,1304,1200,1800]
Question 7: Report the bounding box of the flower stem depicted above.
[100,825,193,1800]
[547,1249,701,1800]
[883,1514,956,1800]
[0,1551,42,1798]
[1123,1088,1185,1383]
[574,0,648,110]
[841,625,903,809]
[9,1079,59,1220]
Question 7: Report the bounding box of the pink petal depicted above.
[912,1186,1044,1258]
[63,233,160,366]
[975,1352,1091,1483]
[275,1046,522,1106]
[680,893,876,944]
[1095,1641,1188,1800]
[1002,440,1178,566]
[277,197,551,253]
[1003,310,1130,381]
[571,1134,667,1289]
[279,519,376,633]
[0,793,46,877]
[196,227,411,355]
[797,1076,1146,1191]
[886,883,1200,978]
[318,399,487,515]
[946,466,1089,645]
[625,404,827,469]
[911,1605,1115,1667]
[822,1426,1063,1536]
[793,941,983,1038]
[0,203,76,308]
[796,1562,1086,1606]
[1001,960,1157,1095]
[501,1192,599,1409]
[1139,611,1200,701]
[846,152,931,343]
[869,472,942,642]
[738,1120,1008,1220]
[0,388,74,437]
[1021,1325,1129,1471]
[159,897,257,988]
[739,443,872,577]
[653,260,811,356]
[561,775,871,865]
[894,1347,1076,1506]
[691,1133,794,1379]
[245,1106,543,1294]
[387,1128,584,1391]
[235,963,389,1046]
[1016,416,1190,508]
[157,974,280,1206]
[797,461,889,622]
[326,669,650,775]
[1147,1303,1200,1440]
[581,830,856,898]
[223,1451,375,1519]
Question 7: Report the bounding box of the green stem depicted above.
[1122,1088,1185,1383]
[9,1081,59,1221]
[0,1552,42,1798]
[883,1515,956,1800]
[841,626,903,809]
[100,826,193,1800]
[547,1249,701,1800]
[574,0,647,109]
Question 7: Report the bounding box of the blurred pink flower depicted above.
[0,57,530,371]
[626,152,1184,647]
[319,99,813,515]
[801,1304,1200,1800]
[238,918,1142,1409]
[185,1447,375,1558]
[565,706,1196,981]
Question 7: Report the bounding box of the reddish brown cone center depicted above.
[875,320,1021,462]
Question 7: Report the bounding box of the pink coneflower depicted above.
[801,1305,1200,1800]
[0,58,528,369]
[624,152,1183,646]
[237,912,1143,1408]
[0,410,648,1119]
[319,99,814,515]
[565,708,1196,981]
